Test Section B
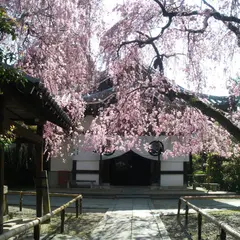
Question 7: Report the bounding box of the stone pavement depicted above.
[90,198,170,240]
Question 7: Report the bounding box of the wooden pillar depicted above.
[34,123,44,240]
[42,170,51,217]
[158,154,161,186]
[99,153,103,186]
[189,152,193,186]
[103,159,110,184]
[0,96,5,235]
[72,160,77,183]
[183,162,188,186]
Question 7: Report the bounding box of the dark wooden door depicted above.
[110,151,151,186]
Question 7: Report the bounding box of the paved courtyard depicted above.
[6,194,240,239]
[90,198,170,240]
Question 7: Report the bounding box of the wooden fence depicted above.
[7,191,83,212]
[1,191,82,240]
[177,196,240,240]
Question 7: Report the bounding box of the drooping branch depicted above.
[114,1,240,143]
[146,37,240,141]
[164,89,240,142]
[120,80,240,142]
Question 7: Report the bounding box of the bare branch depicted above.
[227,23,240,46]
[202,0,216,11]
[211,12,240,24]
[161,53,186,58]
[136,31,164,75]
[117,32,160,57]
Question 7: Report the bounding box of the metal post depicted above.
[198,213,202,240]
[60,209,65,233]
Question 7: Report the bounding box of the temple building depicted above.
[49,75,236,188]
[69,115,190,187]
[49,77,191,188]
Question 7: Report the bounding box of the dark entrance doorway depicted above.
[110,150,151,186]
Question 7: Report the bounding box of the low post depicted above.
[34,123,44,240]
[42,171,51,224]
[185,204,189,226]
[80,198,82,214]
[198,213,202,240]
[177,198,181,218]
[220,228,226,240]
[75,200,79,218]
[0,96,4,235]
[60,209,65,233]
[34,225,40,240]
[19,191,23,212]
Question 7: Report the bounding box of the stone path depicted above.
[90,198,170,240]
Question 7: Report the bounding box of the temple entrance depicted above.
[110,150,151,186]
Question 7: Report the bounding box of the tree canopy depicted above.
[1,0,240,158]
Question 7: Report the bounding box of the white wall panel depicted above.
[76,161,99,170]
[161,162,183,171]
[73,134,189,162]
[161,174,183,186]
[73,151,100,161]
[76,174,99,185]
[51,156,72,171]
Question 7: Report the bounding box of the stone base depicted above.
[100,183,110,189]
[4,185,8,194]
[3,185,8,216]
[150,183,160,190]
[159,185,187,190]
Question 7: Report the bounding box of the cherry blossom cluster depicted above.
[2,0,240,159]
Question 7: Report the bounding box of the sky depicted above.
[99,0,236,96]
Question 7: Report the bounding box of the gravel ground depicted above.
[6,206,105,239]
[161,210,240,240]
[6,207,240,240]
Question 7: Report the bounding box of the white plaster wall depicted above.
[76,173,99,185]
[73,151,100,161]
[165,155,189,162]
[73,134,189,163]
[161,162,183,171]
[102,150,125,159]
[131,136,168,161]
[51,158,73,171]
[51,139,72,171]
[161,174,183,186]
[76,161,99,170]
